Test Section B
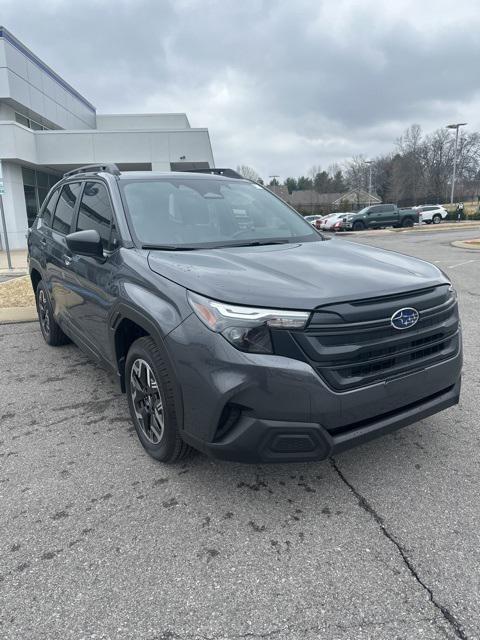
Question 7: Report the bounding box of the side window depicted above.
[76,181,116,251]
[52,182,81,235]
[385,205,395,212]
[41,189,60,227]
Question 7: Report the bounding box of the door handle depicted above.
[63,254,72,266]
[40,237,47,246]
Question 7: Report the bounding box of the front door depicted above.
[64,180,120,362]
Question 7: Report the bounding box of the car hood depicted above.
[147,239,447,310]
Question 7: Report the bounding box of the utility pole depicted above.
[447,123,467,204]
[365,160,373,205]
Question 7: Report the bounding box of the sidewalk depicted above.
[0,249,28,275]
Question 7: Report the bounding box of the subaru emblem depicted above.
[391,307,419,330]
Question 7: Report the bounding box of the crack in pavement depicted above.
[330,458,469,640]
[151,616,444,640]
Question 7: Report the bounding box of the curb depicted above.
[451,240,480,250]
[0,306,37,324]
[340,222,480,238]
[0,269,28,277]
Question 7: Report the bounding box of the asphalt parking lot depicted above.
[1,227,479,640]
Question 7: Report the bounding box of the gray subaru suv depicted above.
[28,165,462,463]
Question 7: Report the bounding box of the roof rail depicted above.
[183,168,244,179]
[63,163,121,178]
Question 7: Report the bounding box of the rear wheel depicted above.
[402,217,414,228]
[35,281,69,346]
[352,220,365,231]
[125,336,193,463]
[432,214,442,224]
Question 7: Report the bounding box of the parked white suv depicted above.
[416,205,448,225]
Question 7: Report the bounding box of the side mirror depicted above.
[66,229,104,260]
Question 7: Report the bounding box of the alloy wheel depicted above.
[38,289,50,336]
[130,358,165,444]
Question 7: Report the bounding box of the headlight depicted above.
[448,283,457,300]
[187,291,309,354]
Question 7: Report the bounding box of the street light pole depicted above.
[447,123,467,204]
[0,161,12,270]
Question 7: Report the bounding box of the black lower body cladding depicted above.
[165,311,462,463]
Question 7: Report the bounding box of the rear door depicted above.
[28,187,60,277]
[380,204,398,226]
[47,182,82,327]
[64,180,120,360]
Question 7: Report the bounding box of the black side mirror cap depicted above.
[66,229,104,260]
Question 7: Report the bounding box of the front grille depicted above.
[293,285,460,391]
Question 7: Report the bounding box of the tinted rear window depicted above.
[41,189,60,227]
[52,183,82,235]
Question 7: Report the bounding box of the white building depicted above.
[0,27,215,249]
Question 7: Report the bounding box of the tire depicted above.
[35,281,70,346]
[352,220,366,231]
[432,214,442,224]
[125,336,193,463]
[402,217,414,228]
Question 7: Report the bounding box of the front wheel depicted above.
[352,220,366,231]
[432,214,442,224]
[35,281,70,346]
[125,337,193,463]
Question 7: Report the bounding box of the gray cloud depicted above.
[2,0,479,178]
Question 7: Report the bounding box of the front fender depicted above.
[108,296,191,430]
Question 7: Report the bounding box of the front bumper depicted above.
[204,379,460,462]
[166,314,462,463]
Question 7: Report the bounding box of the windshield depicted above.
[357,206,373,215]
[120,177,319,248]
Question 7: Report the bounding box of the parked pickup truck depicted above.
[344,204,418,231]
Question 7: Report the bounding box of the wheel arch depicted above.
[110,304,184,427]
[30,267,42,294]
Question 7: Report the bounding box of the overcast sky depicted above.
[2,0,480,179]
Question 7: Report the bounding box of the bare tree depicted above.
[236,165,262,182]
[395,124,425,204]
[344,155,368,191]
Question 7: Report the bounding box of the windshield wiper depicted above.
[142,240,293,251]
[142,244,200,251]
[220,240,291,248]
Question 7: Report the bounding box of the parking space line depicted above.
[447,259,479,269]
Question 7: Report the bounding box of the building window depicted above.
[15,112,49,131]
[22,167,61,227]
